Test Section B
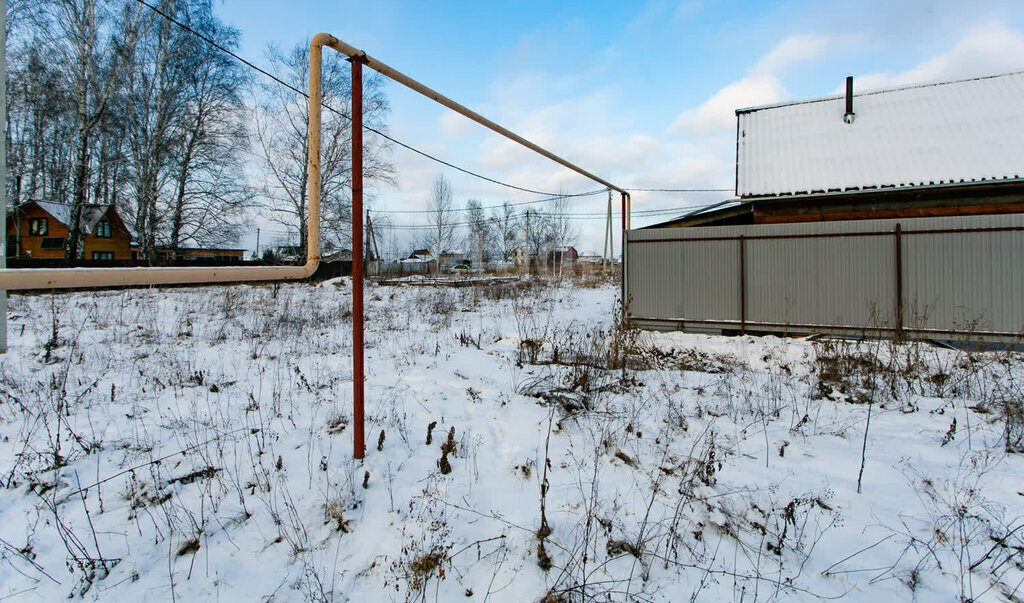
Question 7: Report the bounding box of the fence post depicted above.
[621,192,628,324]
[895,223,904,340]
[739,235,746,335]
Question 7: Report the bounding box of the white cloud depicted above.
[437,110,478,139]
[853,22,1024,92]
[669,33,829,134]
[672,0,702,22]
[754,33,830,74]
[670,74,785,133]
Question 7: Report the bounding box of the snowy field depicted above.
[0,276,1021,602]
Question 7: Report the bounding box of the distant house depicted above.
[547,246,578,266]
[578,251,603,265]
[399,249,438,274]
[322,249,352,262]
[6,200,134,260]
[437,250,469,271]
[508,247,528,267]
[268,245,304,262]
[153,245,246,263]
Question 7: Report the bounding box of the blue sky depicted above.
[215,0,1024,253]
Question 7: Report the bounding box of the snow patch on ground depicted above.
[0,277,1021,601]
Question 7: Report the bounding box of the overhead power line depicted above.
[133,0,602,198]
[626,187,733,192]
[372,189,608,213]
[376,204,722,230]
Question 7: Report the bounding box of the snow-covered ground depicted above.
[0,276,1021,602]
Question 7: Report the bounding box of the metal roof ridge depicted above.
[735,69,1024,115]
[741,177,1024,200]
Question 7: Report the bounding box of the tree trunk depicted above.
[170,131,199,250]
[66,124,90,260]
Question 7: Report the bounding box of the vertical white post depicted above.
[1,0,8,353]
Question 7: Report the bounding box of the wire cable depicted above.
[376,205,725,229]
[132,0,604,198]
[372,189,609,213]
[625,187,733,192]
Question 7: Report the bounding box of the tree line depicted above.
[5,0,391,260]
[413,174,581,268]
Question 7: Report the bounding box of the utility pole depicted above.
[477,227,483,273]
[366,211,380,262]
[525,210,530,274]
[364,209,372,269]
[603,189,613,269]
[1,0,8,353]
[255,228,260,260]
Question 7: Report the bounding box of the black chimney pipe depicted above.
[843,76,855,124]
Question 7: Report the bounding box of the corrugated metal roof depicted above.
[736,71,1024,197]
[34,201,72,226]
[29,200,138,238]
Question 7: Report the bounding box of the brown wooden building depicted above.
[6,200,135,260]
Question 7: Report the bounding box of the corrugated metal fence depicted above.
[625,214,1024,341]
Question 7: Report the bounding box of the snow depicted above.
[26,201,127,237]
[737,71,1024,197]
[0,278,1021,601]
[33,201,73,228]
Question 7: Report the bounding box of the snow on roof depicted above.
[34,201,72,226]
[30,200,137,238]
[736,71,1024,197]
[80,205,108,235]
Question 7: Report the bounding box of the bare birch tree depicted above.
[120,0,189,259]
[464,198,491,269]
[491,201,520,261]
[254,41,392,256]
[424,174,455,259]
[47,0,140,259]
[166,7,250,251]
[548,192,579,277]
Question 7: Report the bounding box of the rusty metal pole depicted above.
[351,58,366,460]
[621,192,628,323]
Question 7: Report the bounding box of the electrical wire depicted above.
[375,206,721,230]
[371,189,608,213]
[625,187,733,192]
[132,0,607,198]
[249,203,719,236]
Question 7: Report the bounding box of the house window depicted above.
[29,218,48,236]
[91,251,114,260]
[40,237,66,250]
[96,221,112,238]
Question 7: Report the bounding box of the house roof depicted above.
[401,255,434,264]
[29,200,137,238]
[736,71,1024,198]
